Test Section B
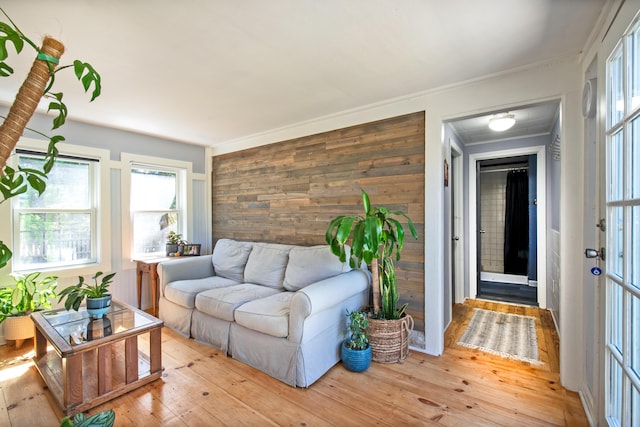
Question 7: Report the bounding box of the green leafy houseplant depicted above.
[58,271,116,311]
[166,230,188,256]
[0,7,102,270]
[341,309,372,372]
[345,309,369,350]
[167,231,187,246]
[0,271,57,322]
[60,409,115,427]
[325,189,418,320]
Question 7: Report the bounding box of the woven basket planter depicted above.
[367,314,414,364]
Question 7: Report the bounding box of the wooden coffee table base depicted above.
[31,302,163,415]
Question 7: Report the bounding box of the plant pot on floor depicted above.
[367,314,414,364]
[341,339,372,372]
[4,315,34,348]
[86,295,112,319]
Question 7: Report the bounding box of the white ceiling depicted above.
[447,100,561,145]
[1,1,608,148]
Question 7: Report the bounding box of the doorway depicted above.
[476,156,538,306]
[468,145,547,309]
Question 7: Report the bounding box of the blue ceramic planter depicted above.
[86,295,112,319]
[341,339,372,372]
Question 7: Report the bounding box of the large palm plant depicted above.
[325,189,418,320]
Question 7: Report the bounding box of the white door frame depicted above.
[468,145,547,308]
[451,141,465,304]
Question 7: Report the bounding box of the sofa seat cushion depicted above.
[195,284,281,322]
[164,276,239,309]
[234,292,294,338]
[283,245,351,291]
[243,244,292,289]
[211,239,253,282]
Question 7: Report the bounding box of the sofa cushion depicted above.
[211,239,253,282]
[283,245,351,291]
[234,292,294,338]
[244,244,291,289]
[164,276,239,309]
[195,284,281,321]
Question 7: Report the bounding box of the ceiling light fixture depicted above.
[488,113,516,132]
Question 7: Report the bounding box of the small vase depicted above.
[86,295,112,319]
[341,339,372,372]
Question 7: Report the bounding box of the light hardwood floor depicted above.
[0,300,587,426]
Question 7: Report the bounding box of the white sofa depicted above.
[157,238,370,387]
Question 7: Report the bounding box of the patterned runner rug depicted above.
[457,308,541,364]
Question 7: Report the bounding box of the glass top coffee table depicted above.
[31,299,163,415]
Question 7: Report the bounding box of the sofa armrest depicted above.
[289,269,370,342]
[157,255,216,295]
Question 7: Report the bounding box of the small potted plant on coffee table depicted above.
[58,271,116,319]
[341,309,371,372]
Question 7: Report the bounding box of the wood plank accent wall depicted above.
[212,112,425,331]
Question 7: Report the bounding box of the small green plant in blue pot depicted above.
[58,272,116,319]
[341,309,371,372]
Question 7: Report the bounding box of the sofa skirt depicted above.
[158,297,193,337]
[230,323,299,387]
[191,310,233,355]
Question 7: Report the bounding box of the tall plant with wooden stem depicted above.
[0,8,101,269]
[325,189,418,320]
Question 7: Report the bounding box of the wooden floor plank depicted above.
[0,300,588,426]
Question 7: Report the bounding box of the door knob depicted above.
[452,236,460,241]
[479,230,486,234]
[585,248,605,261]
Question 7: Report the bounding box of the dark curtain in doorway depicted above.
[504,170,529,275]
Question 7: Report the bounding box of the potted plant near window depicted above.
[326,188,418,363]
[166,231,188,256]
[341,309,371,372]
[0,272,57,347]
[58,271,116,319]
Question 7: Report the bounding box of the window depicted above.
[121,153,192,261]
[12,152,98,271]
[128,162,187,258]
[605,14,640,426]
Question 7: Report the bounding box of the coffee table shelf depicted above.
[31,300,163,415]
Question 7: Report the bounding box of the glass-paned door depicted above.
[605,16,640,425]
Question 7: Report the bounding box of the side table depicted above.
[133,256,173,317]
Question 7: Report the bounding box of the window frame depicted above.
[604,13,640,426]
[3,138,111,279]
[121,153,192,261]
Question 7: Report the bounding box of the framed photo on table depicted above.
[183,244,201,256]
